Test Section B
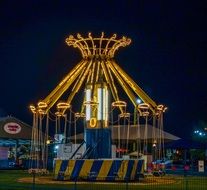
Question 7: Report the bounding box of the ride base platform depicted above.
[54,159,144,181]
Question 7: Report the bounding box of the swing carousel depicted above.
[29,32,167,181]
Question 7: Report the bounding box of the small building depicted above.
[0,116,32,168]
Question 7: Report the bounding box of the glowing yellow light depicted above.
[89,117,97,128]
[38,101,47,109]
[84,100,98,120]
[65,33,131,58]
[84,100,98,106]
[111,101,127,107]
[156,104,167,113]
[29,105,36,113]
[46,140,50,144]
[119,112,130,118]
[55,111,65,117]
[141,111,150,117]
[75,112,85,118]
[30,105,35,110]
[38,109,46,115]
[138,103,149,109]
[157,104,164,111]
[57,102,70,109]
[155,111,160,116]
[163,107,168,112]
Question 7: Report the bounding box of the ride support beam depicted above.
[45,60,88,111]
[64,60,94,113]
[112,61,157,110]
[101,61,123,113]
[107,61,137,108]
[43,60,85,105]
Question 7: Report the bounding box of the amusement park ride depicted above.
[29,33,167,181]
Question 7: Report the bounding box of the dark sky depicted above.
[0,0,207,139]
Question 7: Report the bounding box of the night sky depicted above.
[0,0,207,139]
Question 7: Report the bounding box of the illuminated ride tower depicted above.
[84,81,111,158]
[29,33,167,180]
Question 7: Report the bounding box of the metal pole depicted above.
[74,114,77,151]
[32,171,35,190]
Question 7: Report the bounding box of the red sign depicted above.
[4,122,21,134]
[116,148,128,153]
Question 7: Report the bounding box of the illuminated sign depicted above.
[4,122,21,134]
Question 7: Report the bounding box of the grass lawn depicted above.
[0,170,206,190]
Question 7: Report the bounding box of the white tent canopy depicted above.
[71,124,180,141]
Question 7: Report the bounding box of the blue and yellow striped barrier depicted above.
[54,159,144,181]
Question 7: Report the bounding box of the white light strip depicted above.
[97,88,102,120]
[86,89,91,121]
[103,88,106,121]
[105,88,109,123]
